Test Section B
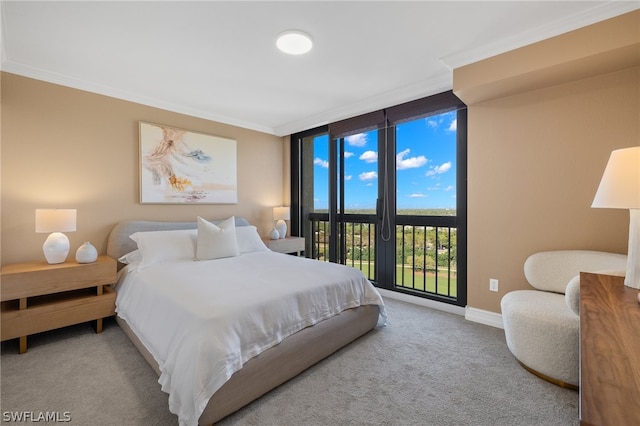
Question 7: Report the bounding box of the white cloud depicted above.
[437,162,452,173]
[344,151,354,158]
[444,185,455,191]
[359,150,378,163]
[426,119,438,129]
[314,157,329,168]
[409,193,426,198]
[426,161,452,176]
[396,149,427,170]
[447,119,457,132]
[359,171,378,181]
[344,175,352,181]
[346,133,367,147]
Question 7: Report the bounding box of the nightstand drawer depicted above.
[1,256,116,301]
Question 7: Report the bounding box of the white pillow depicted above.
[129,229,197,270]
[117,249,142,265]
[236,226,269,253]
[196,216,240,260]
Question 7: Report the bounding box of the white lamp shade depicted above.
[592,146,640,209]
[273,207,291,221]
[35,209,77,233]
[592,146,640,289]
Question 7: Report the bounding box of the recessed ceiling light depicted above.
[276,30,313,55]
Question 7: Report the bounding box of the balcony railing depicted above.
[308,213,457,301]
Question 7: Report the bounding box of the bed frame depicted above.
[106,219,380,425]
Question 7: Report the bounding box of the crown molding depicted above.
[0,60,278,136]
[273,74,453,137]
[2,58,452,138]
[440,2,640,70]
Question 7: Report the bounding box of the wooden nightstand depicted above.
[263,236,305,255]
[1,255,117,353]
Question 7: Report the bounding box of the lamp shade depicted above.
[592,146,640,209]
[273,206,291,221]
[35,209,77,233]
[591,146,640,289]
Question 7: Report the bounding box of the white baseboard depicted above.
[378,288,465,316]
[378,289,504,329]
[465,307,504,329]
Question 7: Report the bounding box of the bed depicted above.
[106,217,386,426]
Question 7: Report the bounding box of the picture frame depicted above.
[139,122,237,204]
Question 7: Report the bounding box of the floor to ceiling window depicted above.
[291,91,467,306]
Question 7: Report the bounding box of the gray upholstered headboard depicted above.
[107,217,251,265]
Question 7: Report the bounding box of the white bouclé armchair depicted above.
[500,250,627,389]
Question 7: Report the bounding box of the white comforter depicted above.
[115,251,386,426]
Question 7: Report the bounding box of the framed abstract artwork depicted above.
[139,122,237,204]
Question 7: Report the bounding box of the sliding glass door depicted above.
[299,129,380,274]
[291,92,467,306]
[391,110,464,303]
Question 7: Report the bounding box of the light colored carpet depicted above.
[1,297,578,425]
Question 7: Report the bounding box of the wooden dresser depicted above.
[579,272,640,425]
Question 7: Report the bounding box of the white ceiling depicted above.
[2,1,638,136]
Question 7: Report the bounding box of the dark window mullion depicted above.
[328,137,338,263]
[455,108,468,306]
[339,138,346,265]
[377,126,396,290]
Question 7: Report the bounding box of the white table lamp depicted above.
[36,209,77,264]
[273,206,290,239]
[592,146,640,288]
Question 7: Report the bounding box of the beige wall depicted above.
[2,11,638,316]
[455,11,640,313]
[1,73,286,265]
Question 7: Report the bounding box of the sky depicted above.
[313,110,458,211]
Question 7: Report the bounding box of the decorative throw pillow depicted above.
[129,229,197,270]
[236,226,269,253]
[196,216,240,260]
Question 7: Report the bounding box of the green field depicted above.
[346,261,457,297]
